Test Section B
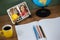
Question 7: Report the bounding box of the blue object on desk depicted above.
[33,26,39,40]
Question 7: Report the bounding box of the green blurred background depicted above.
[0,0,60,16]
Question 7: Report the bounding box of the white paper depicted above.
[38,17,60,40]
[15,17,60,40]
[15,21,37,40]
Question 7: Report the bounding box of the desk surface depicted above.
[0,5,60,40]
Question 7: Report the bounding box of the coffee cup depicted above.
[0,24,13,38]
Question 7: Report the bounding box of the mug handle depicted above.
[0,31,4,36]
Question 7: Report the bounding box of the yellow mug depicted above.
[0,24,13,38]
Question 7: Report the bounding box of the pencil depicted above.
[33,26,39,40]
[36,25,43,38]
[39,25,46,38]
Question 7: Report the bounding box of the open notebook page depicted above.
[15,21,38,40]
[38,17,60,40]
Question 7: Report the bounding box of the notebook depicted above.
[15,17,60,40]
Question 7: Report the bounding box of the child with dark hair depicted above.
[19,5,28,17]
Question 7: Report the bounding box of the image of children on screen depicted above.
[9,8,20,23]
[19,4,29,17]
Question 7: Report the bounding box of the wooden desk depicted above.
[0,5,60,40]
